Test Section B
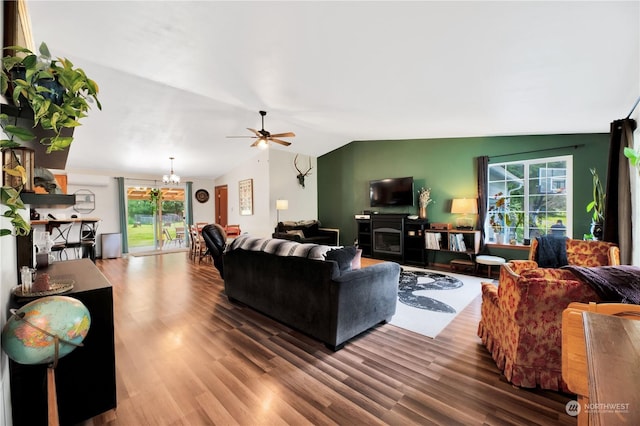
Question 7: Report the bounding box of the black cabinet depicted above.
[403,219,429,266]
[9,259,116,426]
[356,218,372,256]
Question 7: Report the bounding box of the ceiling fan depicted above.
[227,110,295,148]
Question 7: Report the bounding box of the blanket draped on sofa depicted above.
[563,265,640,304]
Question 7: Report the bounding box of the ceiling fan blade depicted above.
[250,139,261,147]
[270,132,296,138]
[247,128,262,137]
[270,138,292,146]
[226,136,257,138]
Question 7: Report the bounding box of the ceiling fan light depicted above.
[258,139,268,149]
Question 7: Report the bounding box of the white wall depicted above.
[214,150,271,238]
[190,178,217,224]
[213,149,318,238]
[269,150,318,224]
[0,212,17,426]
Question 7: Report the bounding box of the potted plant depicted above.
[488,192,509,243]
[417,187,434,219]
[1,114,32,236]
[1,42,101,152]
[1,42,101,237]
[0,167,29,236]
[586,168,605,240]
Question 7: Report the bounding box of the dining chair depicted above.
[48,220,74,261]
[189,225,206,262]
[174,225,186,247]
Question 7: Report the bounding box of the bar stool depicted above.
[79,220,99,261]
[48,220,73,261]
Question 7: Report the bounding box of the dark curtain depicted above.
[603,118,636,264]
[477,156,489,253]
[116,177,128,254]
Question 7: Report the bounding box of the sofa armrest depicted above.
[498,276,599,325]
[505,260,538,275]
[332,262,400,320]
[609,246,621,265]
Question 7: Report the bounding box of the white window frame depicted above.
[486,155,573,242]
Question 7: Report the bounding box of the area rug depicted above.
[390,266,483,338]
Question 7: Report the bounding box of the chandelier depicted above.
[162,157,180,185]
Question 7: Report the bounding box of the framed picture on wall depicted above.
[239,178,253,215]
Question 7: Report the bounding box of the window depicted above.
[486,155,572,243]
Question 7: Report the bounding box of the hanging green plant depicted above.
[0,166,30,237]
[1,42,100,238]
[148,188,162,213]
[1,42,101,152]
[1,114,31,236]
[586,168,605,223]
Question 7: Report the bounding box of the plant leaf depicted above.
[47,136,73,152]
[38,42,51,59]
[0,139,21,148]
[3,125,35,141]
[21,54,37,69]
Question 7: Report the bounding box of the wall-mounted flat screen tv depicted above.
[369,177,414,207]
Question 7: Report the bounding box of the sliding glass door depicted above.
[125,182,186,253]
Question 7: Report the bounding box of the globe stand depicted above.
[2,298,89,426]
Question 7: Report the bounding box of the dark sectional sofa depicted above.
[222,235,400,350]
[272,220,339,245]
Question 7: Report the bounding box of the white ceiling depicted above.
[25,1,639,180]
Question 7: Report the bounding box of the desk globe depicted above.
[2,295,91,365]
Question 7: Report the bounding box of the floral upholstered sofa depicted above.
[477,238,620,391]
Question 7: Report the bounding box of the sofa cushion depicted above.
[325,246,358,274]
[228,235,332,260]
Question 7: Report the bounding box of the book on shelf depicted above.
[456,233,467,251]
[425,232,442,249]
[448,233,467,252]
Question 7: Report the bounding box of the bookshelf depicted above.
[424,229,480,256]
[403,218,429,266]
[356,218,372,256]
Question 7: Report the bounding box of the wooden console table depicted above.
[583,312,640,425]
[9,259,116,425]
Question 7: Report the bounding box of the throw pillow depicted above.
[351,248,363,270]
[325,246,358,274]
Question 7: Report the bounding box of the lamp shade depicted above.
[451,198,478,214]
[276,199,289,210]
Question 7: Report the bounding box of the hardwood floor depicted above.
[82,253,576,426]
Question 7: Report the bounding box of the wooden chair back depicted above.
[562,302,640,425]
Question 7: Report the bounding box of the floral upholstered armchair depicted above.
[477,238,620,391]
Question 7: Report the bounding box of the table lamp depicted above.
[451,198,478,230]
[276,199,288,224]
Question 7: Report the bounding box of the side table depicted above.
[9,259,117,425]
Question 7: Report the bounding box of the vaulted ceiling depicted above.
[24,1,639,180]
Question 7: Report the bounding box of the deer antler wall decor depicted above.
[294,154,313,188]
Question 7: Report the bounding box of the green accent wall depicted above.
[318,133,610,258]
